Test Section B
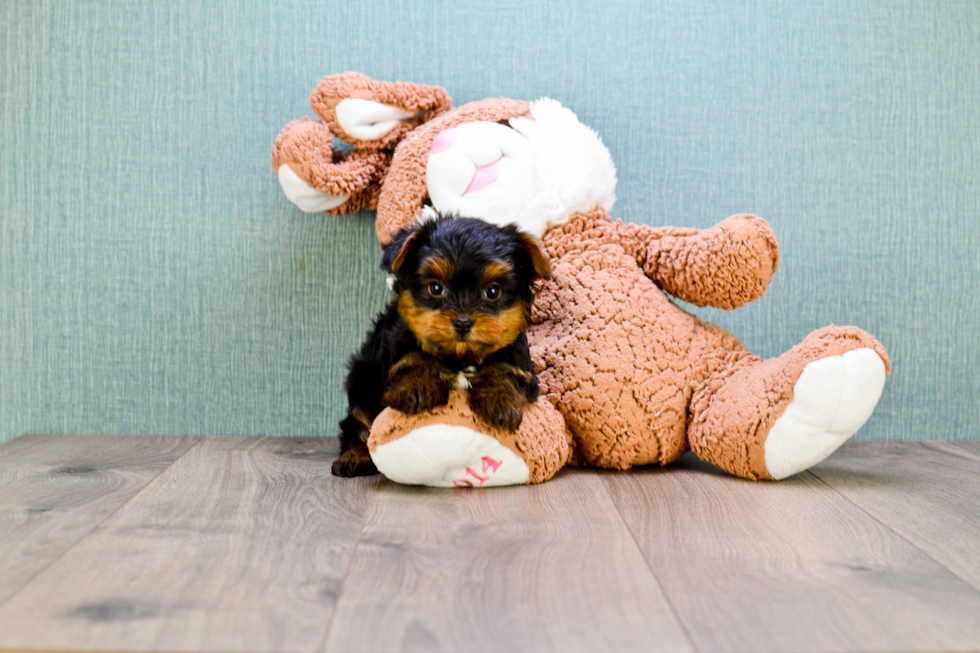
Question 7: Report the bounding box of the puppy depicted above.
[332,216,552,477]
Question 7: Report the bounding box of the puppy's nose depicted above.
[453,315,475,336]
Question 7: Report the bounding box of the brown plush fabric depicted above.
[271,117,391,214]
[531,209,704,469]
[271,75,529,227]
[687,324,891,479]
[272,73,892,484]
[369,391,572,484]
[619,214,780,309]
[374,98,531,245]
[310,72,452,151]
[529,208,889,476]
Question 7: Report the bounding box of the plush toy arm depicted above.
[272,73,452,215]
[271,118,392,214]
[618,214,780,309]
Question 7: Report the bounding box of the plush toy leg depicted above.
[368,392,571,487]
[688,325,890,480]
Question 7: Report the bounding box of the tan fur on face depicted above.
[470,303,528,355]
[422,257,454,281]
[398,291,457,355]
[482,261,512,283]
[398,291,528,362]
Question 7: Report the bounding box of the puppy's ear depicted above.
[382,227,423,274]
[519,233,552,281]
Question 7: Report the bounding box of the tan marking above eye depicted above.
[422,257,454,281]
[482,261,512,283]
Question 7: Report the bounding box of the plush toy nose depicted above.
[453,315,475,336]
[431,127,460,154]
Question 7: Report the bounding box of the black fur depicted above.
[381,216,544,308]
[332,216,548,477]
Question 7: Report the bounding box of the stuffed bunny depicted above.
[272,73,890,487]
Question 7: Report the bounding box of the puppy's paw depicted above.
[383,377,451,414]
[383,354,452,414]
[472,396,525,432]
[468,372,526,432]
[331,449,379,477]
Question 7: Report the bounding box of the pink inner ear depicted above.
[430,128,460,154]
[464,158,501,195]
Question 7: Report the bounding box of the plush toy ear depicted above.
[310,72,452,151]
[382,227,424,274]
[519,233,552,281]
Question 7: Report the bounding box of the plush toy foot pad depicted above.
[764,348,886,479]
[371,424,531,487]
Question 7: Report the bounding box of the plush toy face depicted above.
[421,100,618,240]
[271,73,617,244]
[425,122,537,233]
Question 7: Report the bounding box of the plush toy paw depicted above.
[271,118,390,215]
[371,425,532,487]
[368,392,571,487]
[764,348,887,479]
[278,163,347,213]
[272,119,350,212]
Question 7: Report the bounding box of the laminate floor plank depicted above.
[950,440,980,456]
[0,434,201,607]
[2,438,978,653]
[0,436,375,652]
[602,451,980,653]
[323,468,693,653]
[809,440,980,592]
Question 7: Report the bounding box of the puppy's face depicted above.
[383,217,551,362]
[398,257,526,361]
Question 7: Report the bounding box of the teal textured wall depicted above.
[1,0,978,444]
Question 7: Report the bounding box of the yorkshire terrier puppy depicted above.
[332,216,552,477]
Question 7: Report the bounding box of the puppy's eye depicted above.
[484,282,501,300]
[427,281,445,297]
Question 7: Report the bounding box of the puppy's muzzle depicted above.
[452,315,474,337]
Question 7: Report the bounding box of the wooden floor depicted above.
[0,436,978,653]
